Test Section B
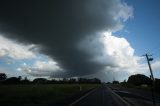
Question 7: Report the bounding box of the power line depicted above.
[147,46,160,56]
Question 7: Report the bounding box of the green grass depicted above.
[107,83,152,92]
[0,84,99,105]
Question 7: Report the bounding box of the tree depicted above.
[127,74,151,86]
[5,77,21,84]
[78,78,101,84]
[18,76,22,81]
[33,78,48,84]
[68,78,76,83]
[120,79,127,85]
[0,73,7,81]
[112,80,119,84]
[21,77,30,84]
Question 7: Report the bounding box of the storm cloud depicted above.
[0,0,133,77]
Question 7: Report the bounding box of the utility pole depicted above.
[143,54,156,106]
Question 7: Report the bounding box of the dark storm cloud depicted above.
[0,0,132,77]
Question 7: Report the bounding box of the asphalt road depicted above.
[108,85,160,106]
[71,85,129,106]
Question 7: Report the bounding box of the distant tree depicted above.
[24,77,28,80]
[78,78,101,84]
[123,79,126,83]
[68,78,76,83]
[62,78,68,83]
[5,77,21,84]
[0,73,7,81]
[18,76,22,81]
[50,79,57,84]
[127,74,151,86]
[33,78,48,84]
[91,78,101,84]
[112,80,119,84]
[21,77,30,84]
[120,79,127,84]
[106,82,111,84]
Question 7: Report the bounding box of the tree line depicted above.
[110,74,160,93]
[0,73,101,84]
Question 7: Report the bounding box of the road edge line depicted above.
[69,87,98,106]
[108,87,131,106]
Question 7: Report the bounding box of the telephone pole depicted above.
[143,54,156,106]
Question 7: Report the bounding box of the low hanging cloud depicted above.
[18,60,63,77]
[0,0,134,78]
[0,35,36,59]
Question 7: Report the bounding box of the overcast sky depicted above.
[0,0,160,82]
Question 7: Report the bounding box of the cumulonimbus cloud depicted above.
[0,0,133,77]
[78,32,138,68]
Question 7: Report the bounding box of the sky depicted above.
[116,0,160,56]
[0,0,160,82]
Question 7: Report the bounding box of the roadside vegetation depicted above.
[0,73,101,105]
[107,74,160,93]
[0,84,100,105]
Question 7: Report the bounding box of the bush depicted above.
[127,74,151,86]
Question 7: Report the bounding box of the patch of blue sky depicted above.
[0,53,51,78]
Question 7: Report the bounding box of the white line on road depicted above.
[107,87,131,106]
[69,88,98,106]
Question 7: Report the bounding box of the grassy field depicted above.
[0,84,99,105]
[107,83,152,91]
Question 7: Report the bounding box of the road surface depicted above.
[70,85,129,106]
